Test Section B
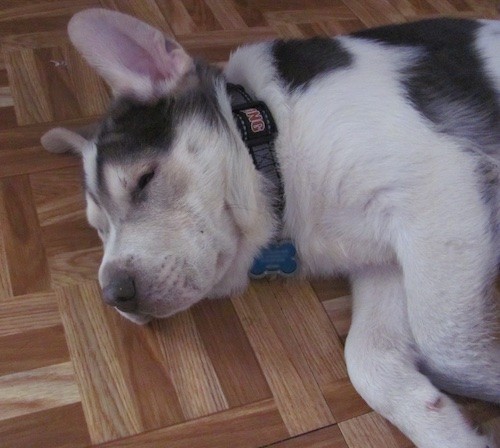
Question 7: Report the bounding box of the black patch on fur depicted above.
[354,19,500,154]
[272,37,352,91]
[95,61,224,191]
[98,97,176,158]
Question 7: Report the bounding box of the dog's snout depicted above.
[102,272,137,312]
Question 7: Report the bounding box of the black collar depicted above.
[227,83,284,216]
[227,83,298,278]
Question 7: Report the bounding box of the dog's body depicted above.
[42,10,500,448]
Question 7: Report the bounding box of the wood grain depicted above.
[0,361,80,421]
[1,1,499,447]
[96,398,289,448]
[0,292,60,337]
[0,403,91,448]
[339,412,415,448]
[0,175,51,295]
[232,284,335,436]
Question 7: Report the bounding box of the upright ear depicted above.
[68,8,193,100]
[40,127,91,154]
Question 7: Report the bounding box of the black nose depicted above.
[102,273,137,312]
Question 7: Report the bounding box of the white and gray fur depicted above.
[41,9,500,448]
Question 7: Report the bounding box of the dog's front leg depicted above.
[345,265,494,448]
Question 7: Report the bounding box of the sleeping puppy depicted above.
[42,9,500,447]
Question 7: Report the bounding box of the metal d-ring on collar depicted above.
[227,83,298,278]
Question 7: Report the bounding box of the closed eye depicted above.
[137,171,155,191]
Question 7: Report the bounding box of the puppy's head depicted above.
[41,9,274,324]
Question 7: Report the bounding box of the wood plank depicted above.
[268,279,348,382]
[0,0,99,21]
[48,246,102,287]
[153,310,229,420]
[5,44,109,125]
[205,0,248,29]
[0,402,91,448]
[310,277,351,302]
[323,378,372,423]
[0,292,60,337]
[0,362,80,421]
[100,0,175,36]
[30,165,85,227]
[322,295,352,343]
[0,116,97,150]
[232,283,335,436]
[0,105,17,129]
[342,0,406,27]
[0,227,12,299]
[0,146,79,178]
[56,281,184,444]
[0,85,13,107]
[267,424,348,448]
[5,48,53,124]
[96,398,289,448]
[339,412,415,448]
[191,298,272,407]
[0,175,51,295]
[0,13,70,37]
[0,325,69,376]
[155,0,196,35]
[41,216,101,257]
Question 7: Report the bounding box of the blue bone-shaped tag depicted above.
[250,241,298,278]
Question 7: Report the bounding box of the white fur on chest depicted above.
[225,38,460,275]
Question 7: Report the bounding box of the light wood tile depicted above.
[57,282,177,444]
[0,292,60,337]
[0,362,80,421]
[0,229,12,299]
[96,398,289,448]
[232,283,335,436]
[153,310,229,420]
[191,298,272,407]
[339,412,415,448]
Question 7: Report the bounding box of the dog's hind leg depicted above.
[345,265,495,448]
[395,156,500,404]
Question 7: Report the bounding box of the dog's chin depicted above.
[116,309,152,325]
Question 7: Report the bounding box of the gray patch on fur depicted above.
[272,37,352,91]
[355,19,500,155]
[94,61,224,193]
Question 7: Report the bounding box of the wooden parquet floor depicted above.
[1,1,500,447]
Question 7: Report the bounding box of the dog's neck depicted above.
[226,83,298,278]
[227,83,283,217]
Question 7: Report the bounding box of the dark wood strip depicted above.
[0,147,79,178]
[0,325,69,376]
[0,175,51,295]
[0,402,91,448]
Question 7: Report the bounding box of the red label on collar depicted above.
[232,100,276,145]
[242,108,266,133]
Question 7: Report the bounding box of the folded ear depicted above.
[68,8,193,100]
[40,127,91,154]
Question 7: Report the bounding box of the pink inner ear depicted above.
[68,9,192,96]
[103,26,168,80]
[95,19,176,81]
